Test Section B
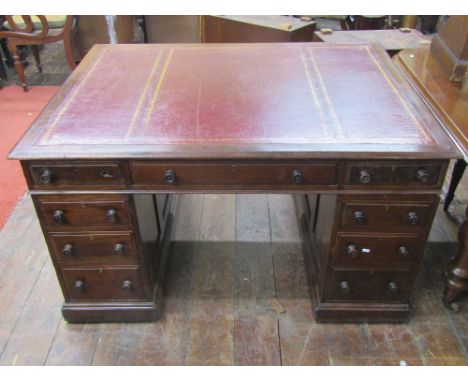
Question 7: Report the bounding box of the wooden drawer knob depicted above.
[113,243,124,255]
[406,211,419,225]
[398,246,410,257]
[53,210,64,223]
[352,210,365,224]
[106,209,117,223]
[62,244,74,256]
[40,168,53,184]
[74,280,85,293]
[359,170,371,184]
[339,281,350,294]
[122,280,133,292]
[347,245,358,258]
[164,169,176,184]
[292,170,304,184]
[415,169,430,184]
[387,281,399,294]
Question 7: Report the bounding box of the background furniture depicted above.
[393,15,468,310]
[9,43,458,323]
[201,16,316,43]
[0,15,76,91]
[313,28,431,56]
[71,16,135,62]
[143,16,201,43]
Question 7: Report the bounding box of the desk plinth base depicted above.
[62,300,161,323]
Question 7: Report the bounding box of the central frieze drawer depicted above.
[49,232,138,264]
[130,161,338,188]
[34,194,132,231]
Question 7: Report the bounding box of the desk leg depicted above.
[443,207,468,309]
[444,159,466,212]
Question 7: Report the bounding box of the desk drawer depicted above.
[130,161,338,188]
[49,232,138,264]
[338,198,436,232]
[333,233,422,270]
[26,161,126,189]
[326,270,412,303]
[343,161,446,187]
[62,266,147,301]
[35,195,132,231]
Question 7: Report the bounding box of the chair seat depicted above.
[3,15,67,30]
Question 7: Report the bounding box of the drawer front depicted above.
[344,161,446,187]
[35,195,132,231]
[338,200,435,232]
[333,233,422,269]
[62,266,147,301]
[326,270,412,302]
[130,161,338,188]
[27,161,126,189]
[49,233,138,264]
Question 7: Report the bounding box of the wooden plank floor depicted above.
[0,187,467,365]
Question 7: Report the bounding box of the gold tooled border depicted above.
[125,48,165,138]
[363,46,433,143]
[307,46,346,139]
[40,47,109,144]
[300,49,330,138]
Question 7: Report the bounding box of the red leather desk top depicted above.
[9,43,459,159]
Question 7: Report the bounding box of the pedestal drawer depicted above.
[34,194,132,231]
[49,232,138,264]
[333,233,423,270]
[326,270,412,303]
[338,198,437,232]
[62,266,148,301]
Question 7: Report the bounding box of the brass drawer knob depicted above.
[347,245,358,258]
[106,209,117,223]
[359,170,371,184]
[164,169,177,184]
[415,169,430,184]
[62,244,74,256]
[352,210,365,224]
[53,210,64,223]
[406,211,419,225]
[291,170,304,184]
[398,246,410,257]
[339,281,350,294]
[387,281,399,294]
[122,280,133,292]
[40,168,53,184]
[74,280,85,293]
[113,243,124,255]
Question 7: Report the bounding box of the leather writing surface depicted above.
[9,43,460,159]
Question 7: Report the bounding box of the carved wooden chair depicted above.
[0,15,76,91]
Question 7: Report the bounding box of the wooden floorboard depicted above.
[0,189,467,365]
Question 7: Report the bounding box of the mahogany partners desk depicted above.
[9,43,459,323]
